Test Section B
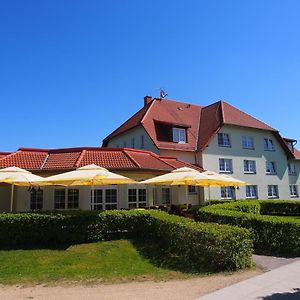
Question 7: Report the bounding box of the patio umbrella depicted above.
[0,166,47,212]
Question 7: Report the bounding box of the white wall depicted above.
[202,125,299,200]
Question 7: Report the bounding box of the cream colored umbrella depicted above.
[140,167,216,186]
[0,166,47,212]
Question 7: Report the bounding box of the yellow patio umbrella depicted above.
[0,166,48,212]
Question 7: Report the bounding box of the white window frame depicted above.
[218,133,231,147]
[264,138,275,151]
[268,185,279,198]
[242,136,254,149]
[172,128,186,143]
[188,185,197,195]
[162,187,171,204]
[288,163,296,175]
[266,161,277,174]
[221,186,235,199]
[246,185,258,199]
[219,158,233,173]
[244,160,256,174]
[128,188,147,209]
[90,188,117,210]
[289,185,298,198]
[90,189,103,211]
[30,189,43,210]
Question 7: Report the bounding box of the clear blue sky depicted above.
[1,0,300,152]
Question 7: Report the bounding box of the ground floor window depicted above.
[128,188,147,208]
[90,188,117,210]
[54,188,79,209]
[245,185,258,199]
[221,186,235,199]
[188,185,197,195]
[289,185,298,198]
[30,189,43,210]
[162,188,171,204]
[268,185,279,198]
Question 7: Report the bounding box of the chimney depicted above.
[144,95,152,106]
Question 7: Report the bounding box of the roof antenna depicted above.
[160,88,168,99]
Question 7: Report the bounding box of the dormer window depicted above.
[264,138,274,151]
[173,128,186,143]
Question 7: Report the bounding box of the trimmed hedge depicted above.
[198,200,300,255]
[0,210,253,271]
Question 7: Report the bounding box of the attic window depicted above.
[173,128,186,143]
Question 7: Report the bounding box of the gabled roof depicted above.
[103,97,279,152]
[0,147,202,172]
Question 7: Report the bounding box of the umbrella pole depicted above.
[92,181,95,211]
[208,186,211,204]
[10,183,14,213]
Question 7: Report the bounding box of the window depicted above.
[268,185,279,198]
[105,189,117,210]
[172,128,186,143]
[264,138,274,151]
[90,189,103,211]
[131,137,135,148]
[244,160,256,174]
[188,185,197,195]
[140,135,145,149]
[242,136,254,149]
[266,161,276,174]
[162,188,171,204]
[54,189,66,209]
[128,188,147,208]
[221,187,235,199]
[67,189,79,209]
[290,185,298,198]
[123,141,127,147]
[219,158,233,173]
[246,185,258,199]
[288,163,296,175]
[30,189,43,210]
[218,133,231,147]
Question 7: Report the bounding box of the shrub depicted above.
[0,210,253,271]
[198,200,300,255]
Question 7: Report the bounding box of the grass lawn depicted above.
[0,240,196,285]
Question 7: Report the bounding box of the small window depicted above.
[123,141,127,148]
[288,163,296,175]
[67,189,79,209]
[246,185,258,199]
[162,188,171,204]
[140,135,145,149]
[290,185,298,198]
[218,133,231,147]
[54,189,66,209]
[188,185,197,195]
[90,189,103,211]
[30,189,43,210]
[268,185,279,198]
[264,138,274,151]
[244,160,256,174]
[242,136,254,149]
[219,158,233,173]
[172,128,186,143]
[105,189,117,210]
[221,186,235,199]
[128,188,147,209]
[266,161,276,174]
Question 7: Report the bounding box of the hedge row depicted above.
[198,200,300,255]
[0,210,253,271]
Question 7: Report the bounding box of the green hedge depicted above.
[0,210,253,271]
[198,200,300,255]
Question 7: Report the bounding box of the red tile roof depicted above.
[103,97,295,158]
[0,152,11,160]
[293,149,300,160]
[0,147,202,172]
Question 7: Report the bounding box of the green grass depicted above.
[0,240,194,285]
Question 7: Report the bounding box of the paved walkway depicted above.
[196,259,300,300]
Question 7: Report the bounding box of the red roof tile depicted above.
[293,149,300,160]
[0,147,200,172]
[0,152,11,160]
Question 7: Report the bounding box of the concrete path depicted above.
[196,259,300,300]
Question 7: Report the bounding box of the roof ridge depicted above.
[141,99,155,123]
[123,149,141,168]
[75,149,86,167]
[40,154,49,169]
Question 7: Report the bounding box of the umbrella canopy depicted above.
[201,170,247,187]
[140,167,216,186]
[0,166,47,212]
[40,164,137,186]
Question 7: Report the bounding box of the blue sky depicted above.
[1,0,300,152]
